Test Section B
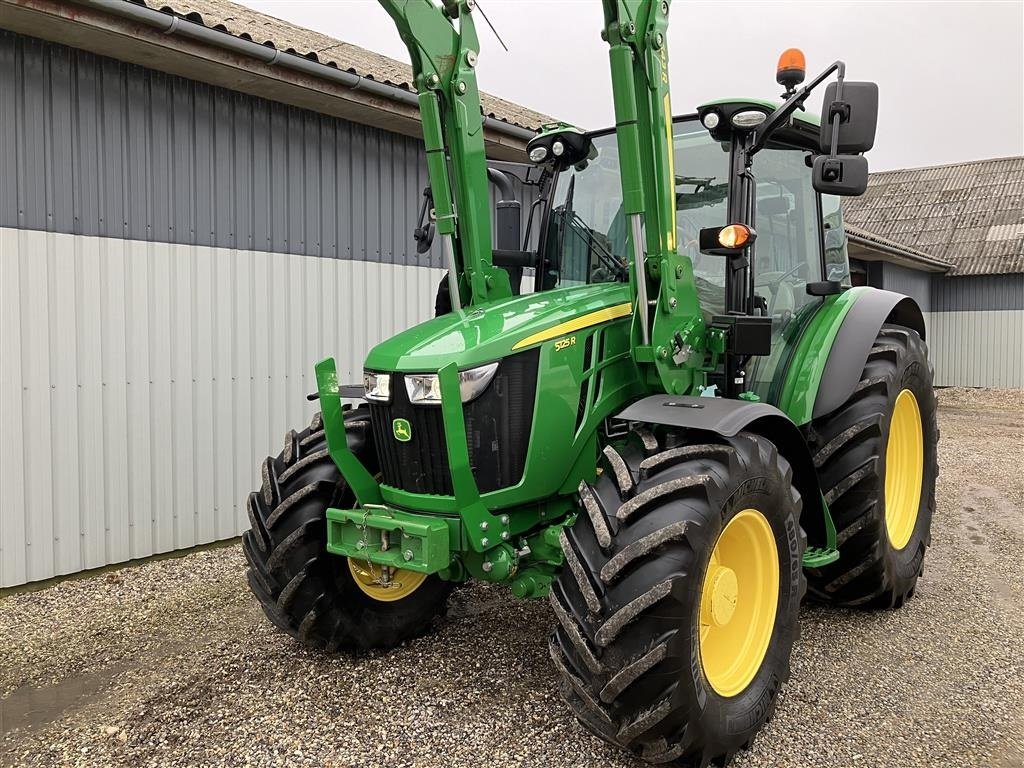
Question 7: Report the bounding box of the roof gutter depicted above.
[847,229,952,273]
[76,0,537,142]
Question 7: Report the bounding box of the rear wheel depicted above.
[806,323,938,608]
[550,430,804,766]
[243,407,453,651]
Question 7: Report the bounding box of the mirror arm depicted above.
[749,60,845,156]
[826,65,847,158]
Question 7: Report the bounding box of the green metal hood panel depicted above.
[364,283,632,372]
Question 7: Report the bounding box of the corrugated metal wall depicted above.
[0,227,446,586]
[926,274,1024,388]
[931,274,1024,312]
[881,262,932,313]
[870,268,1023,388]
[0,29,537,264]
[926,309,1024,388]
[0,30,538,587]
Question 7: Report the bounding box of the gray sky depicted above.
[241,0,1023,171]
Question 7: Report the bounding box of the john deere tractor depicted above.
[243,1,938,764]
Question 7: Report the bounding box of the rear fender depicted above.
[812,290,925,420]
[616,396,828,549]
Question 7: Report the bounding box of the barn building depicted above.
[844,157,1024,389]
[0,0,544,587]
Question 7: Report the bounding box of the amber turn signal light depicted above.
[718,224,753,249]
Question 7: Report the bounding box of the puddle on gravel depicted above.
[0,663,129,738]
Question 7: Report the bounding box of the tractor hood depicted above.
[363,283,633,372]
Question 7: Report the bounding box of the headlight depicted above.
[405,373,444,404]
[404,362,500,405]
[363,371,391,402]
[529,145,548,163]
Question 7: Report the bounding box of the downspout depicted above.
[75,0,538,143]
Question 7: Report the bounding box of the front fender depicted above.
[616,395,829,549]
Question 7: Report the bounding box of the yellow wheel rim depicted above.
[699,508,779,698]
[884,389,924,550]
[347,559,428,602]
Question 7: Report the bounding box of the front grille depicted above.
[369,388,454,495]
[369,349,539,496]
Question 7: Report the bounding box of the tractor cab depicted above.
[528,102,854,402]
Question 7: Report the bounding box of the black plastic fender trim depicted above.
[615,395,828,548]
[812,289,925,420]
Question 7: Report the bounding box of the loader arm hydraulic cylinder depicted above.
[378,0,512,307]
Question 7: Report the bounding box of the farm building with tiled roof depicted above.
[843,157,1023,390]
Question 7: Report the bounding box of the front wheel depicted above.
[550,430,804,766]
[243,407,453,652]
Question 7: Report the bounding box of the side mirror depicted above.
[414,220,434,254]
[819,81,878,154]
[812,154,869,196]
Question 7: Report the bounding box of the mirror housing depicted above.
[414,221,434,254]
[812,154,869,196]
[819,81,878,154]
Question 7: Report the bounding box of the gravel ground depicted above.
[2,388,1021,768]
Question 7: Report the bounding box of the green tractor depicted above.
[243,1,938,764]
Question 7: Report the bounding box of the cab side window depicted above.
[821,193,851,286]
[752,148,822,321]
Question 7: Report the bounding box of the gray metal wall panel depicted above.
[0,30,543,586]
[931,274,1024,312]
[926,310,1024,388]
[0,30,537,270]
[0,227,447,587]
[881,262,932,312]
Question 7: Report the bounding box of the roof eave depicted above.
[3,0,534,161]
[847,231,952,273]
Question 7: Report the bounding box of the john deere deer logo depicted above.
[392,418,412,442]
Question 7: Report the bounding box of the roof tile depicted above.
[845,156,1024,275]
[131,0,551,131]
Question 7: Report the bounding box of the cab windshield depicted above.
[539,116,851,318]
[539,118,730,311]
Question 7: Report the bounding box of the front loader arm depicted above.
[378,0,511,308]
[602,0,702,395]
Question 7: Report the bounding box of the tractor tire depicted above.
[805,324,938,608]
[243,406,453,652]
[550,430,805,766]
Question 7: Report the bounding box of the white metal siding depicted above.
[0,227,445,587]
[925,309,1024,389]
